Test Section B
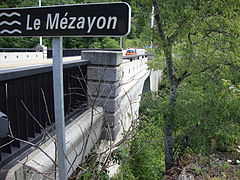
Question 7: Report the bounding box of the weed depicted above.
[221,162,230,170]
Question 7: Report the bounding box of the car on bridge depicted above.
[125,48,147,56]
[125,48,137,56]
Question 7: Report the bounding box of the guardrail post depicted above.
[35,44,47,60]
[82,50,122,141]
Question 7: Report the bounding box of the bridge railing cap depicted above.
[81,50,122,66]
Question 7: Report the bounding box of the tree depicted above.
[145,0,240,171]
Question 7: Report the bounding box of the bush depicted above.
[114,93,165,179]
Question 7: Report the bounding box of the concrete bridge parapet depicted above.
[82,51,150,176]
[82,50,123,140]
[5,107,103,180]
[82,50,149,141]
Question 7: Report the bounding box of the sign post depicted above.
[52,37,67,179]
[38,0,42,45]
[0,2,131,180]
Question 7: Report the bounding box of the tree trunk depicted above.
[164,48,176,171]
[164,124,173,171]
[151,0,176,171]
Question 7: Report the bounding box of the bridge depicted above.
[0,49,160,179]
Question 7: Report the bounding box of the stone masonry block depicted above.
[100,123,120,141]
[87,66,122,82]
[88,81,121,98]
[103,110,121,127]
[88,96,121,113]
[81,50,122,66]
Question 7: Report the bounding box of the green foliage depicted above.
[0,37,39,48]
[111,146,130,165]
[125,38,144,49]
[172,65,240,154]
[0,0,22,8]
[192,165,204,176]
[113,162,135,180]
[128,120,165,179]
[114,93,165,179]
[78,167,108,180]
[76,148,109,180]
[117,67,240,177]
[137,0,240,168]
[102,37,119,49]
[118,62,240,177]
[63,37,120,49]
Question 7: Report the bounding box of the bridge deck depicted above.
[0,56,82,70]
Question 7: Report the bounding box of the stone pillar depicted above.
[35,44,47,60]
[82,50,122,141]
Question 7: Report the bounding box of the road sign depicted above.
[0,2,131,37]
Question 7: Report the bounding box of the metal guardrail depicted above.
[123,53,153,61]
[0,48,36,52]
[0,60,89,167]
[0,60,88,81]
[47,48,122,58]
[123,53,147,61]
[0,48,154,59]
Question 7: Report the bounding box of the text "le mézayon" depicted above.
[26,12,118,33]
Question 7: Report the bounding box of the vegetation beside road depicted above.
[114,0,240,178]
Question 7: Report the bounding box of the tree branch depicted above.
[168,18,187,43]
[151,0,167,45]
[175,71,192,88]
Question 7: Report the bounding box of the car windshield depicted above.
[127,50,134,53]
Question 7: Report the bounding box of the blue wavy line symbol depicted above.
[0,29,22,34]
[0,21,21,26]
[0,12,21,17]
[0,12,22,34]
